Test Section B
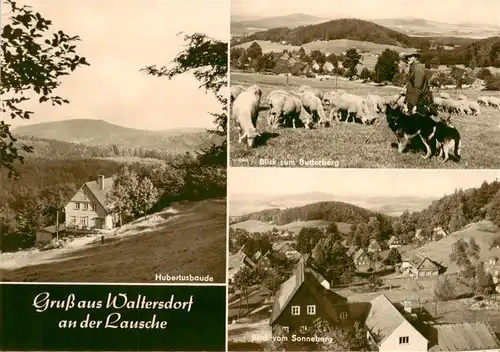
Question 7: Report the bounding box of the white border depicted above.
[225,3,231,348]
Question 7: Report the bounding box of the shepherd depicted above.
[403,53,435,116]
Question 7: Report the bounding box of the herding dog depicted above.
[385,104,461,161]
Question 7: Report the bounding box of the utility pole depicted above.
[56,210,59,241]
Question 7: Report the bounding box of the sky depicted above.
[6,0,229,131]
[232,0,500,27]
[229,168,500,199]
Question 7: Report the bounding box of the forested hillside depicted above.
[231,18,428,48]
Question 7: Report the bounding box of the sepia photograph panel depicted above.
[229,0,500,169]
[1,0,228,284]
[228,167,500,351]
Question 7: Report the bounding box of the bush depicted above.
[485,74,500,90]
[477,68,493,81]
[392,72,407,86]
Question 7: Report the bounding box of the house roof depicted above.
[353,248,367,262]
[369,240,381,249]
[269,257,348,326]
[84,177,114,210]
[429,322,500,351]
[365,294,426,345]
[387,236,398,245]
[347,246,358,257]
[272,241,298,253]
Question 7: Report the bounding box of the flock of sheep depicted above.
[230,83,500,148]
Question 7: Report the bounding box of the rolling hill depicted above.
[231,13,326,35]
[230,219,352,235]
[231,18,429,48]
[404,221,500,274]
[13,119,221,153]
[0,198,226,282]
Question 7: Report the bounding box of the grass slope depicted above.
[230,72,500,169]
[405,221,500,274]
[1,198,226,283]
[231,219,352,235]
[13,119,219,153]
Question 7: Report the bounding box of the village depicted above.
[228,221,500,351]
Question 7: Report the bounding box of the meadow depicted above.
[230,72,500,169]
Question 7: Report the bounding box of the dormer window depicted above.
[340,312,347,319]
[307,305,316,315]
[291,306,300,316]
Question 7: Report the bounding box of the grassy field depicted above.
[1,199,226,283]
[405,221,500,275]
[230,72,500,169]
[230,219,352,235]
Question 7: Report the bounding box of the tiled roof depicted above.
[84,177,113,210]
[429,322,500,351]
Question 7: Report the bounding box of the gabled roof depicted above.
[83,177,114,210]
[365,295,427,345]
[430,322,500,351]
[353,248,368,262]
[347,246,358,257]
[269,257,347,326]
[388,236,400,245]
[368,239,381,249]
[272,241,298,253]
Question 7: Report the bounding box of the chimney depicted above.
[98,175,105,190]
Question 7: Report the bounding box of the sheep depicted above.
[297,85,324,101]
[477,96,490,106]
[383,94,408,114]
[267,92,312,129]
[440,98,462,114]
[457,100,472,115]
[232,84,262,147]
[487,96,500,108]
[230,85,245,104]
[466,100,481,115]
[457,94,467,101]
[366,94,385,113]
[439,92,451,99]
[292,90,329,126]
[329,93,377,124]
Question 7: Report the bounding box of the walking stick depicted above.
[364,118,384,144]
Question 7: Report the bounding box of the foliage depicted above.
[450,238,472,271]
[477,68,493,80]
[312,233,356,285]
[486,189,500,227]
[246,41,263,59]
[485,74,500,91]
[391,71,407,86]
[309,319,371,351]
[472,261,495,295]
[359,67,374,81]
[141,33,227,164]
[1,0,89,177]
[384,248,402,266]
[466,238,481,262]
[296,227,326,254]
[374,49,400,83]
[433,275,456,301]
[343,48,362,78]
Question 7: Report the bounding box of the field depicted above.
[405,221,500,275]
[230,219,352,235]
[233,39,414,55]
[0,199,226,283]
[230,72,500,169]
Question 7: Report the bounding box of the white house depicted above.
[365,295,428,352]
[64,175,117,230]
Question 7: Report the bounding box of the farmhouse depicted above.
[365,295,429,352]
[368,239,382,253]
[64,175,118,230]
[429,322,500,352]
[388,236,403,249]
[228,245,256,284]
[272,241,301,260]
[432,227,449,241]
[322,61,334,73]
[401,254,441,278]
[269,257,369,335]
[347,245,358,257]
[486,256,500,292]
[353,248,372,270]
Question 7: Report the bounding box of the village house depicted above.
[347,245,358,257]
[432,227,449,241]
[428,322,500,352]
[322,61,334,73]
[269,257,369,335]
[353,248,372,270]
[388,236,403,249]
[64,175,118,230]
[365,295,429,352]
[227,245,256,284]
[486,256,500,293]
[368,239,382,253]
[272,241,301,261]
[401,253,441,278]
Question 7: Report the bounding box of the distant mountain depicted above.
[231,18,428,48]
[231,13,326,35]
[371,17,500,39]
[13,119,221,153]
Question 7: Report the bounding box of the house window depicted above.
[74,202,80,210]
[399,336,409,344]
[91,203,96,211]
[340,312,347,319]
[83,203,88,210]
[282,326,289,333]
[69,216,76,224]
[79,217,87,226]
[299,326,308,334]
[307,305,316,315]
[291,306,300,316]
